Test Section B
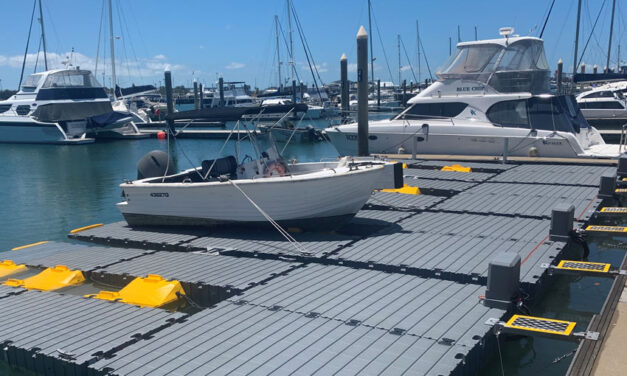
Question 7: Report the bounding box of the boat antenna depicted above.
[416,20,421,82]
[38,0,48,70]
[108,0,117,100]
[275,15,282,90]
[286,0,294,82]
[368,0,375,91]
[538,0,556,38]
[572,0,582,75]
[606,0,617,71]
[18,0,38,88]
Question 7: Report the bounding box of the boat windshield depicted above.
[437,39,550,93]
[42,70,102,89]
[20,74,44,92]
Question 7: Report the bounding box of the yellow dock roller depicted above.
[86,274,185,308]
[0,260,27,278]
[4,265,84,291]
[11,241,48,251]
[599,207,627,214]
[381,183,421,195]
[441,164,472,173]
[585,225,627,233]
[69,223,103,234]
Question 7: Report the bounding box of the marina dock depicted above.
[1,158,623,375]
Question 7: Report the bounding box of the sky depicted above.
[0,0,625,90]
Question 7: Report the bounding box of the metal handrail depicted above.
[620,123,627,153]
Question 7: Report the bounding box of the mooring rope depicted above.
[227,179,310,256]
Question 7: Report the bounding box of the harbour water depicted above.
[0,136,624,375]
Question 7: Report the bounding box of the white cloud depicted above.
[226,62,245,70]
[347,63,357,73]
[400,65,412,72]
[0,51,188,82]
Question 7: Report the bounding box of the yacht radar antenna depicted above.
[499,27,514,45]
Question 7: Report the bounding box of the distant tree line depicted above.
[0,90,16,100]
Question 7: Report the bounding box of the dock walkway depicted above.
[0,158,618,375]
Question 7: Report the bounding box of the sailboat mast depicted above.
[287,0,294,82]
[368,0,374,89]
[275,15,282,89]
[108,0,117,99]
[607,0,616,71]
[38,0,48,70]
[397,34,401,86]
[416,20,421,83]
[572,0,582,74]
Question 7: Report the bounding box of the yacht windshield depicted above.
[438,45,502,77]
[20,74,44,92]
[42,70,101,88]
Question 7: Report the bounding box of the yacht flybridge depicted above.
[326,28,622,159]
[0,68,141,144]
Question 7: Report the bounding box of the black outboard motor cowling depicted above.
[137,150,176,179]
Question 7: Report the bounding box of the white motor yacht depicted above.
[326,28,622,159]
[0,68,140,144]
[576,81,627,130]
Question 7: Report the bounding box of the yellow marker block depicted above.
[0,260,27,278]
[389,160,408,168]
[381,183,421,195]
[615,188,627,194]
[600,207,627,213]
[505,314,576,336]
[585,225,627,233]
[70,223,104,234]
[87,274,185,308]
[441,164,472,173]
[11,241,48,251]
[4,265,84,291]
[556,260,611,273]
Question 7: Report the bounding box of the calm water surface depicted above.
[0,134,624,375]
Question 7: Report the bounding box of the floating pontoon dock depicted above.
[0,158,624,375]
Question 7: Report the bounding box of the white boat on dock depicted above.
[118,152,402,230]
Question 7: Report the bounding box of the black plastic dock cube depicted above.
[550,203,575,242]
[598,173,617,199]
[484,251,520,309]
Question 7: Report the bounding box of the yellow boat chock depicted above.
[381,183,421,195]
[70,223,104,234]
[441,164,472,173]
[541,260,625,276]
[585,225,627,234]
[599,207,627,214]
[0,260,27,278]
[4,265,85,291]
[11,241,48,251]
[485,315,598,341]
[85,274,185,308]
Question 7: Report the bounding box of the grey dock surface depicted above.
[1,158,618,375]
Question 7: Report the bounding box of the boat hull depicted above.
[118,163,395,230]
[0,118,94,144]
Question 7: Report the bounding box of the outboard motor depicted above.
[137,150,176,179]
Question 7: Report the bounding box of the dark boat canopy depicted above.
[115,84,158,98]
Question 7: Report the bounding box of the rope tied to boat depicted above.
[226,179,311,257]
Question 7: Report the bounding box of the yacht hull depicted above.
[0,118,94,144]
[325,124,619,158]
